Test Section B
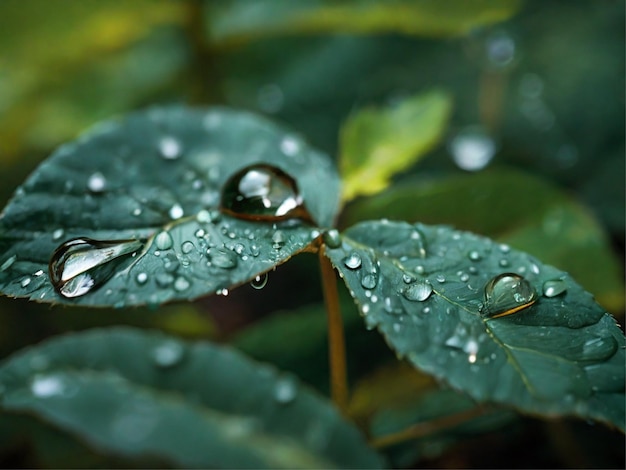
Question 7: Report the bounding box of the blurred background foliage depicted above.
[0,0,623,468]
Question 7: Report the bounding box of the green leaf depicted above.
[342,169,625,313]
[340,90,452,201]
[207,0,522,47]
[324,220,625,431]
[0,107,340,307]
[0,327,384,469]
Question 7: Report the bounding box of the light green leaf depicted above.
[340,90,452,201]
[207,0,522,47]
[0,327,384,469]
[342,169,625,313]
[324,220,625,431]
[0,107,340,307]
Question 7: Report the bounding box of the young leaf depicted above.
[0,327,384,469]
[340,90,452,201]
[0,107,340,307]
[323,220,625,431]
[207,0,522,46]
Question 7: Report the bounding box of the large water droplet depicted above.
[483,272,537,318]
[542,279,567,298]
[402,282,433,302]
[581,336,618,362]
[343,252,362,270]
[251,273,268,289]
[155,231,173,251]
[322,229,341,248]
[361,272,378,289]
[49,238,143,298]
[221,164,313,223]
[87,172,107,193]
[152,340,185,368]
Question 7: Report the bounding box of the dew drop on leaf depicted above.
[135,272,148,285]
[154,231,173,251]
[208,248,238,269]
[581,336,618,362]
[49,238,144,298]
[87,172,107,193]
[250,273,268,290]
[220,164,313,223]
[361,273,378,289]
[542,279,568,298]
[274,376,297,404]
[468,250,482,261]
[159,136,182,160]
[169,203,184,220]
[322,229,341,248]
[343,252,362,270]
[0,254,16,272]
[151,340,185,368]
[31,374,66,398]
[181,241,195,254]
[402,282,433,302]
[271,230,286,249]
[173,276,190,292]
[483,272,537,318]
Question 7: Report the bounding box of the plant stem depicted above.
[371,406,488,449]
[319,246,349,413]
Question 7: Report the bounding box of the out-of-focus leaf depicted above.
[342,169,625,313]
[0,327,384,469]
[0,107,340,307]
[207,0,522,46]
[340,90,452,201]
[324,220,625,431]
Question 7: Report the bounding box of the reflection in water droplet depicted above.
[449,127,496,172]
[155,231,173,250]
[87,172,107,193]
[0,254,16,272]
[343,252,362,270]
[402,282,433,302]
[152,340,185,368]
[542,279,567,298]
[250,273,268,290]
[274,377,297,404]
[159,136,182,160]
[483,273,537,318]
[221,164,312,223]
[49,238,143,298]
[361,273,378,289]
[323,229,341,248]
[169,204,184,220]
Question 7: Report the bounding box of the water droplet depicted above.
[499,259,509,267]
[152,340,185,368]
[402,274,415,284]
[0,254,16,272]
[468,250,482,261]
[217,288,229,296]
[250,273,268,289]
[162,253,180,272]
[49,238,143,298]
[221,164,313,223]
[271,230,287,249]
[135,272,148,285]
[483,273,537,318]
[436,274,446,283]
[155,231,173,250]
[159,136,182,160]
[362,304,371,314]
[31,374,66,398]
[280,136,301,156]
[402,282,433,302]
[343,252,362,270]
[34,269,44,276]
[209,248,238,269]
[361,273,378,289]
[173,276,190,292]
[86,172,107,193]
[169,204,184,220]
[449,127,496,172]
[542,279,567,298]
[274,376,298,404]
[323,229,341,248]
[233,243,245,255]
[181,241,195,254]
[155,272,174,287]
[20,277,31,288]
[581,336,618,362]
[52,228,65,241]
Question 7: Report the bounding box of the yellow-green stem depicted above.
[319,246,349,413]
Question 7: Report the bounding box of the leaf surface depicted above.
[0,327,383,469]
[0,107,340,307]
[207,0,522,46]
[340,90,452,201]
[324,220,625,430]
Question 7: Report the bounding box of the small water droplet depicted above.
[233,243,245,255]
[132,208,142,216]
[402,274,415,284]
[0,254,16,272]
[155,231,173,251]
[181,241,195,254]
[221,164,312,223]
[361,273,378,289]
[436,274,446,283]
[343,252,362,270]
[274,376,298,404]
[159,136,182,160]
[20,277,31,288]
[31,374,65,398]
[49,238,143,298]
[323,229,341,248]
[499,259,509,267]
[272,230,287,249]
[449,127,496,171]
[209,249,238,269]
[468,250,482,261]
[135,272,148,285]
[169,204,184,220]
[155,272,174,287]
[34,269,44,276]
[173,276,190,292]
[542,279,567,298]
[402,282,433,302]
[362,304,371,314]
[483,273,537,318]
[217,288,229,296]
[87,172,107,193]
[280,136,301,156]
[248,273,268,290]
[52,228,65,241]
[152,340,185,368]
